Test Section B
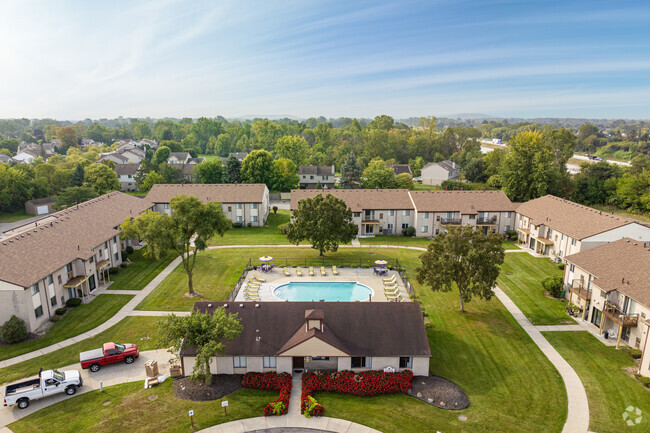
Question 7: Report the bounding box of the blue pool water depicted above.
[273,281,373,302]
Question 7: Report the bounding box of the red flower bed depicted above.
[301,370,413,417]
[242,372,292,416]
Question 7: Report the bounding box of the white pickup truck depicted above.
[4,368,83,409]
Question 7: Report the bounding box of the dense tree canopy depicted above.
[240,150,275,185]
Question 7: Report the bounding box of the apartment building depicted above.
[421,160,461,185]
[564,239,650,377]
[298,166,335,189]
[114,163,140,192]
[515,195,650,260]
[290,189,516,238]
[146,184,270,227]
[0,192,152,332]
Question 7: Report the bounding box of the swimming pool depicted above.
[273,281,373,302]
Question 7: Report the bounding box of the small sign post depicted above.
[189,409,194,427]
[222,400,229,416]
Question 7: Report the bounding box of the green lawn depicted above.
[497,252,572,325]
[359,235,431,248]
[108,248,176,290]
[198,154,223,162]
[0,317,162,385]
[0,209,30,223]
[136,246,567,432]
[9,380,276,433]
[0,294,132,362]
[544,332,650,433]
[207,209,296,246]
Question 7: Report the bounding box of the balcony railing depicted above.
[477,216,497,225]
[569,281,591,300]
[603,301,639,327]
[441,218,461,225]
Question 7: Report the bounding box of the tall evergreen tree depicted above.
[71,163,85,187]
[224,155,242,183]
[340,152,362,189]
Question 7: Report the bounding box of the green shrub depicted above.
[121,250,128,261]
[108,267,120,275]
[272,206,278,214]
[247,222,252,227]
[120,263,128,268]
[634,373,650,388]
[125,246,134,254]
[50,315,62,323]
[542,276,563,298]
[65,298,82,307]
[1,315,28,344]
[557,263,565,270]
[279,223,289,235]
[628,348,643,359]
[505,229,517,240]
[233,222,243,228]
[55,307,67,316]
[401,226,415,237]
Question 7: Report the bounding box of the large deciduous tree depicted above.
[340,152,362,189]
[271,158,299,192]
[416,225,505,312]
[56,126,78,152]
[120,195,231,295]
[158,309,242,384]
[53,186,97,210]
[195,160,223,184]
[139,171,165,192]
[224,155,242,183]
[274,136,309,166]
[362,159,396,189]
[83,163,121,195]
[240,149,274,185]
[286,193,358,256]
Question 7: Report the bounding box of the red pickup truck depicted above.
[79,342,139,372]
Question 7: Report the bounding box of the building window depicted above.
[31,283,39,295]
[310,175,314,180]
[34,306,43,318]
[422,212,429,219]
[163,203,170,210]
[548,228,553,236]
[402,210,410,216]
[351,357,371,368]
[57,275,62,284]
[506,212,512,218]
[435,229,440,235]
[250,203,258,209]
[236,203,243,209]
[89,257,94,264]
[251,216,258,222]
[421,226,428,233]
[104,241,108,249]
[353,212,361,217]
[569,264,575,272]
[600,290,606,298]
[399,357,412,368]
[312,357,330,361]
[233,356,247,368]
[128,175,132,178]
[387,223,393,230]
[504,225,511,232]
[236,216,243,222]
[47,275,53,285]
[51,295,57,306]
[469,214,475,219]
[227,206,232,212]
[571,238,577,246]
[323,176,329,180]
[114,252,118,262]
[263,357,276,368]
[388,210,394,216]
[401,223,409,229]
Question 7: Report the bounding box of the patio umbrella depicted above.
[374,259,388,266]
[259,256,274,262]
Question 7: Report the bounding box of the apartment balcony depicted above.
[440,218,462,225]
[477,216,497,225]
[603,301,639,327]
[569,281,591,301]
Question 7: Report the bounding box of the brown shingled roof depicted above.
[0,192,152,287]
[185,302,431,358]
[146,184,267,204]
[516,195,632,240]
[290,189,414,212]
[565,238,650,307]
[409,190,515,214]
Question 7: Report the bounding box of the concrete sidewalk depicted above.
[196,416,383,433]
[494,287,589,433]
[0,349,170,429]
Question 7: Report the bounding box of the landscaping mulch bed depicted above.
[408,376,469,410]
[173,374,243,401]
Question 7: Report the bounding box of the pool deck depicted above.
[235,267,409,303]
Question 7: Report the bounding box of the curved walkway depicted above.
[194,416,382,433]
[1,243,590,433]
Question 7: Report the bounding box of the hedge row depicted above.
[301,369,414,417]
[241,372,292,416]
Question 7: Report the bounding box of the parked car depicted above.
[4,368,82,409]
[80,342,139,372]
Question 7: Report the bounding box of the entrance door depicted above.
[88,275,96,291]
[292,357,304,370]
[590,307,602,328]
[622,326,631,342]
[365,224,374,235]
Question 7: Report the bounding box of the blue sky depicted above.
[1,0,649,119]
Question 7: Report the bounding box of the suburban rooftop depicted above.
[145,183,268,204]
[291,189,415,212]
[409,190,515,213]
[515,195,633,240]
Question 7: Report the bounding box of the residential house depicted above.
[0,192,152,332]
[81,139,103,147]
[421,160,461,185]
[98,152,129,165]
[515,195,650,260]
[290,189,515,238]
[299,165,335,189]
[181,302,431,376]
[98,146,145,165]
[563,239,650,377]
[409,190,516,237]
[387,164,412,176]
[25,197,55,215]
[12,149,40,163]
[114,164,141,192]
[167,152,191,165]
[146,183,269,227]
[166,153,205,181]
[228,152,248,161]
[0,154,12,163]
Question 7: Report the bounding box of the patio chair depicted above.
[253,274,266,282]
[384,281,398,288]
[244,286,259,293]
[320,266,326,276]
[383,275,396,283]
[296,267,302,276]
[248,280,261,287]
[385,287,400,296]
[245,293,261,301]
[309,267,315,276]
[373,267,379,275]
[332,266,338,275]
[284,267,291,276]
[386,293,402,302]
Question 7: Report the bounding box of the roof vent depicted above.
[223,304,228,308]
[207,303,212,308]
[239,303,244,308]
[255,303,260,308]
